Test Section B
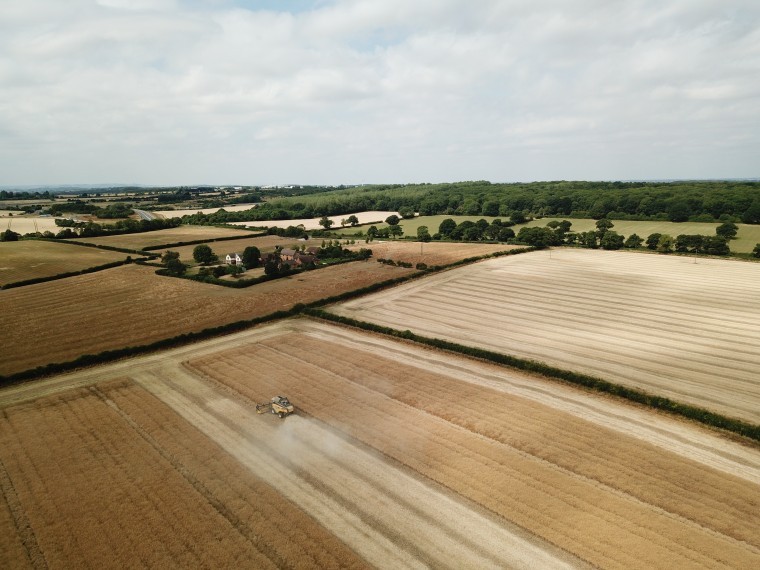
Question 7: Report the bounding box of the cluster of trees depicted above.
[437,218,516,242]
[513,219,735,255]
[178,180,760,226]
[47,201,135,218]
[0,190,53,200]
[52,217,181,239]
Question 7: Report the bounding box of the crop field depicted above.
[1,319,758,568]
[0,262,414,377]
[152,203,259,217]
[0,240,127,286]
[348,240,523,266]
[75,225,253,250]
[518,218,760,254]
[0,216,68,235]
[331,249,760,424]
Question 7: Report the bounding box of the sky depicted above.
[1,0,759,186]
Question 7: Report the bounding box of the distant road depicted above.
[133,208,159,221]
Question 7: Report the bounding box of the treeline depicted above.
[52,217,181,238]
[180,181,760,225]
[0,190,53,200]
[48,201,135,218]
[513,219,737,255]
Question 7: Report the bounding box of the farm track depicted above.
[331,249,760,422]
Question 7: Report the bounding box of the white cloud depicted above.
[0,0,758,184]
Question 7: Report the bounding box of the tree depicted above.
[498,227,515,241]
[742,199,760,224]
[417,225,431,241]
[716,221,738,240]
[193,244,218,265]
[242,246,261,268]
[398,207,415,219]
[227,264,245,277]
[579,231,598,249]
[264,260,280,276]
[389,224,403,238]
[346,214,359,226]
[595,218,614,236]
[161,250,180,264]
[600,231,624,250]
[509,211,526,224]
[517,226,553,247]
[385,214,400,226]
[318,216,334,229]
[1,229,19,242]
[165,258,187,276]
[438,218,456,236]
[646,233,662,250]
[753,243,760,258]
[624,233,643,249]
[702,236,729,256]
[667,201,691,222]
[657,234,674,253]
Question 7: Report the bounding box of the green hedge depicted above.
[304,309,760,442]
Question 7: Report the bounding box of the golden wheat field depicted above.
[331,248,760,423]
[75,226,253,250]
[347,240,523,266]
[1,319,758,569]
[0,262,414,377]
[0,240,127,286]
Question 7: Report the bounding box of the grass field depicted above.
[1,319,758,568]
[0,240,127,286]
[0,262,414,377]
[331,249,760,423]
[75,226,253,250]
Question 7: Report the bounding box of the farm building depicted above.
[225,253,243,265]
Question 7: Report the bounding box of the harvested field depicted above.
[152,203,259,218]
[348,240,523,266]
[0,240,127,285]
[331,249,760,423]
[0,380,366,568]
[75,225,252,250]
[0,262,414,377]
[0,216,68,235]
[2,319,758,568]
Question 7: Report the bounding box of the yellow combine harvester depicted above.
[256,396,295,418]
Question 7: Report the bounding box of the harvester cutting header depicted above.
[256,396,295,418]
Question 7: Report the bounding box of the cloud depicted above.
[0,0,758,184]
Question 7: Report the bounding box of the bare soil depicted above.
[331,248,760,423]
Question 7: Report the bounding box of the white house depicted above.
[225,252,243,265]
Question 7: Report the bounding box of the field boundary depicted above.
[304,309,760,442]
[140,229,268,251]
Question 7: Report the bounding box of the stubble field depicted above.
[0,240,127,286]
[76,226,253,250]
[0,262,413,377]
[1,320,758,569]
[331,249,760,423]
[348,240,523,266]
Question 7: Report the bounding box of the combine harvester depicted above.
[256,396,295,418]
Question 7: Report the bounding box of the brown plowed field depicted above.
[332,248,760,423]
[0,240,127,285]
[0,262,413,377]
[348,240,522,266]
[1,320,759,568]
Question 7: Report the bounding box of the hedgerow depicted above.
[304,309,760,442]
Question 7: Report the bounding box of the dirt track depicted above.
[1,319,759,568]
[331,249,760,423]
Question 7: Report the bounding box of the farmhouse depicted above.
[280,248,297,261]
[225,253,243,265]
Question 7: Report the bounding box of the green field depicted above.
[336,216,760,254]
